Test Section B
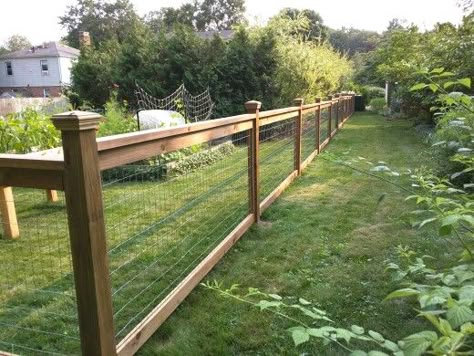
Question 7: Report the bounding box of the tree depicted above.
[329,28,381,56]
[145,0,245,32]
[195,0,246,31]
[271,8,328,43]
[59,0,143,48]
[1,35,31,53]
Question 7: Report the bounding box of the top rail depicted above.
[0,95,354,186]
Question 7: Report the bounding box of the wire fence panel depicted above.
[0,189,80,355]
[259,117,296,202]
[320,107,330,142]
[101,132,250,340]
[301,111,317,161]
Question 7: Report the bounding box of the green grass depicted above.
[138,112,447,355]
[0,112,445,355]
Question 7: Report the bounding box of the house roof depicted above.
[0,42,80,60]
[196,30,234,40]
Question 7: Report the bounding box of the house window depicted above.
[6,62,12,76]
[40,60,48,75]
[43,88,50,98]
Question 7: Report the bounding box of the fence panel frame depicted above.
[0,96,355,356]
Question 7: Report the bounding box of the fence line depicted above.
[0,94,354,355]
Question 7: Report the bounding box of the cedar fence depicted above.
[0,94,354,355]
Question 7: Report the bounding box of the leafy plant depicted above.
[0,108,60,153]
[369,97,386,112]
[97,90,137,137]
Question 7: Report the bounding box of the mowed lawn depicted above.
[139,112,445,355]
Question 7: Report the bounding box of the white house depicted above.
[0,42,80,98]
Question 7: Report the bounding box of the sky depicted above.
[0,0,465,45]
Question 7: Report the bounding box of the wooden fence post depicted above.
[0,186,19,239]
[46,190,58,202]
[245,101,261,224]
[334,94,340,129]
[52,111,117,356]
[294,98,304,176]
[315,98,321,153]
[327,95,333,137]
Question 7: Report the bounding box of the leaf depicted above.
[268,294,282,301]
[368,330,385,342]
[299,297,311,305]
[447,304,473,329]
[291,328,310,346]
[335,328,353,343]
[458,285,474,301]
[410,83,428,91]
[430,67,445,74]
[350,351,368,356]
[428,83,438,93]
[457,78,471,88]
[257,300,282,310]
[385,288,420,300]
[419,217,437,228]
[401,331,437,355]
[368,352,390,356]
[443,81,456,89]
[351,325,365,335]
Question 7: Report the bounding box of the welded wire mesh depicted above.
[301,111,317,162]
[259,117,296,202]
[101,132,250,339]
[320,107,330,143]
[0,189,80,355]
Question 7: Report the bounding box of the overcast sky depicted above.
[0,0,465,45]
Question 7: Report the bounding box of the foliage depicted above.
[369,97,386,112]
[97,91,137,137]
[0,109,60,154]
[409,68,474,183]
[70,14,352,114]
[329,27,381,57]
[0,34,31,53]
[145,0,246,32]
[170,141,236,176]
[270,8,329,43]
[59,0,144,48]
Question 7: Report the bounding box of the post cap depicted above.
[293,98,304,106]
[315,97,321,103]
[52,111,103,131]
[327,95,333,100]
[244,100,262,113]
[334,93,340,98]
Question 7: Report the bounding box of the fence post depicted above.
[315,98,321,153]
[52,111,117,356]
[0,186,19,239]
[327,95,333,138]
[294,98,304,176]
[245,101,261,223]
[334,94,340,129]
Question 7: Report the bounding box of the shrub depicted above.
[0,108,60,153]
[97,90,137,137]
[368,97,386,112]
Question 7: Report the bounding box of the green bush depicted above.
[97,90,137,137]
[368,97,386,111]
[0,108,60,153]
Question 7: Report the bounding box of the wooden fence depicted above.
[0,94,354,355]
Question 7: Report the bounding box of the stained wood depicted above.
[0,186,19,239]
[99,121,252,170]
[46,190,58,202]
[0,168,63,190]
[116,214,255,356]
[245,101,261,223]
[52,112,116,356]
[294,99,303,175]
[97,114,254,151]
